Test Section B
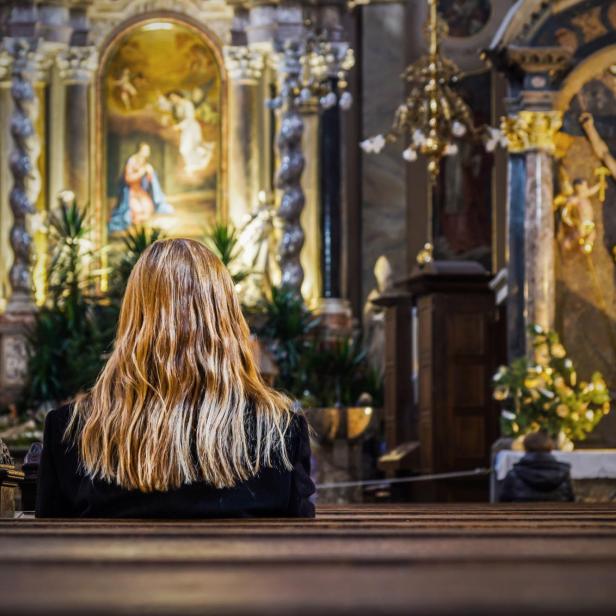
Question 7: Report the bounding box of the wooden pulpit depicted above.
[376,261,501,501]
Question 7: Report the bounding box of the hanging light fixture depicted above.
[360,0,490,183]
[267,21,355,112]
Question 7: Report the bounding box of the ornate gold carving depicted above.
[416,242,433,267]
[609,3,616,30]
[506,46,572,74]
[500,111,563,154]
[571,7,607,44]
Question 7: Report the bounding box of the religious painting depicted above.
[101,20,222,238]
[555,53,616,445]
[432,71,493,269]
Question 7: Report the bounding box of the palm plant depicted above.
[108,226,164,300]
[256,285,319,396]
[203,220,250,285]
[23,200,108,409]
[303,337,382,407]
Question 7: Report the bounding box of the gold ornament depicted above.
[500,111,563,154]
[594,166,610,202]
[363,0,480,184]
[416,242,434,267]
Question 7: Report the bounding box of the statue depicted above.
[580,112,616,178]
[558,177,602,254]
[363,256,394,377]
[0,438,12,466]
[235,191,278,305]
[553,112,613,255]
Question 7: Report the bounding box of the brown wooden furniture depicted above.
[378,261,501,501]
[1,504,616,614]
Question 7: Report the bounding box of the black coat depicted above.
[500,452,574,503]
[36,404,315,518]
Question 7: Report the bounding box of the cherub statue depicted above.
[558,177,601,254]
[554,112,613,255]
[363,256,394,377]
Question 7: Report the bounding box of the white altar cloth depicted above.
[494,450,616,481]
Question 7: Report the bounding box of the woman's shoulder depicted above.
[288,405,309,434]
[285,405,311,458]
[44,403,74,435]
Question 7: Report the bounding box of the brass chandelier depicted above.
[360,0,491,183]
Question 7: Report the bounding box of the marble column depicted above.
[0,40,49,403]
[502,110,562,356]
[224,46,265,227]
[274,41,305,293]
[55,47,98,207]
[5,40,49,314]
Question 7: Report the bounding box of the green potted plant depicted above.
[493,325,611,450]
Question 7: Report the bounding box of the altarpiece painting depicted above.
[100,20,223,238]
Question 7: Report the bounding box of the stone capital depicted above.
[224,45,265,85]
[56,46,99,84]
[5,39,52,84]
[501,110,563,154]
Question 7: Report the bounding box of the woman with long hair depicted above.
[36,238,314,517]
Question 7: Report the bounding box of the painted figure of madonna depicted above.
[108,142,174,233]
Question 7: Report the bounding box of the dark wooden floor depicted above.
[2,504,616,615]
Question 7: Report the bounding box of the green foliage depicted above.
[203,220,250,285]
[108,226,164,300]
[256,286,383,407]
[303,337,384,407]
[23,201,113,408]
[46,199,96,307]
[493,324,611,442]
[256,285,318,395]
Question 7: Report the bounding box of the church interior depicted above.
[2,0,616,612]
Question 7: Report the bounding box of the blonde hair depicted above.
[68,238,293,492]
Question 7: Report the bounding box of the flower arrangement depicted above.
[493,325,611,446]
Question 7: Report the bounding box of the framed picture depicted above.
[98,19,225,240]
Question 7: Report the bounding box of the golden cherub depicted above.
[558,177,601,254]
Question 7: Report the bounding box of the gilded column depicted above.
[299,97,322,307]
[56,46,98,207]
[223,46,265,227]
[0,49,14,311]
[502,110,562,354]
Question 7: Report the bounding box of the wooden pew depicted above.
[1,504,616,615]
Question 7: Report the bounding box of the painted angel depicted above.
[158,89,215,176]
[111,68,138,111]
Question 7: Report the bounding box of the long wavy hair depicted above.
[67,238,293,492]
